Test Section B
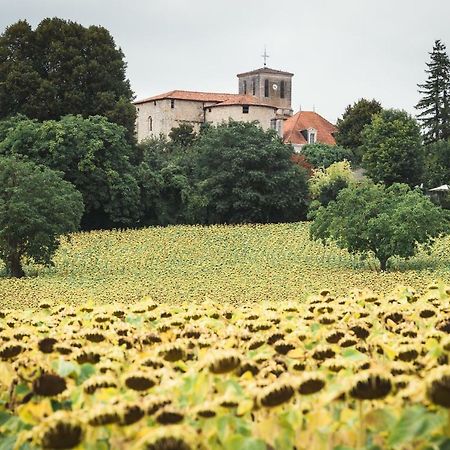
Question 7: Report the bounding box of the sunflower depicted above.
[87,406,120,426]
[33,411,83,449]
[83,374,117,395]
[426,367,450,408]
[33,373,67,397]
[124,371,157,391]
[38,337,58,354]
[208,350,241,374]
[258,381,295,408]
[298,373,326,395]
[0,341,24,360]
[349,371,392,400]
[144,437,191,450]
[155,408,184,425]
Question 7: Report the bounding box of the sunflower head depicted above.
[258,381,295,408]
[208,350,242,374]
[124,371,157,391]
[33,373,67,397]
[298,373,326,395]
[350,371,392,400]
[33,411,83,449]
[83,374,117,395]
[155,408,185,425]
[426,367,450,408]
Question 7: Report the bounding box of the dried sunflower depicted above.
[208,350,241,374]
[349,371,392,400]
[258,381,295,408]
[33,411,83,449]
[33,373,67,397]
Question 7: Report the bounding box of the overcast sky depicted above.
[1,0,450,123]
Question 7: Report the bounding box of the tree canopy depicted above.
[416,40,450,143]
[0,156,83,278]
[301,143,354,168]
[189,121,309,224]
[335,98,382,161]
[0,18,136,140]
[361,109,424,187]
[0,115,140,228]
[310,183,448,270]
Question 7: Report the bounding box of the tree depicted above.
[0,115,141,228]
[0,156,83,278]
[423,139,450,188]
[335,98,382,161]
[301,143,354,168]
[190,121,309,224]
[416,40,450,143]
[168,123,198,149]
[308,161,356,212]
[310,183,448,271]
[361,109,424,187]
[0,19,136,140]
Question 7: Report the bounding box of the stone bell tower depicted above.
[237,64,294,113]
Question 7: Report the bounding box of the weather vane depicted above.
[261,46,269,67]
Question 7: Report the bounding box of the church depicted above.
[134,64,337,151]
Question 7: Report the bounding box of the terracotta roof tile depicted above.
[283,111,337,146]
[134,90,240,105]
[207,95,278,109]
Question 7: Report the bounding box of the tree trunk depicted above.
[7,254,25,278]
[379,257,388,272]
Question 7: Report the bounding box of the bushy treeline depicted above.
[0,117,309,229]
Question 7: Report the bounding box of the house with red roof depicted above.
[134,66,336,149]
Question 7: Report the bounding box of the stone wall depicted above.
[205,104,277,130]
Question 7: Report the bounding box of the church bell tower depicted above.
[237,64,293,112]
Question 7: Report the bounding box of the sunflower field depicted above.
[0,285,450,449]
[1,223,450,309]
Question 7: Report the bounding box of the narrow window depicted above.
[252,80,256,95]
[154,101,157,106]
[242,105,249,114]
[308,131,316,144]
[243,80,247,95]
[171,99,175,109]
[280,80,285,99]
[264,79,269,97]
[148,116,153,132]
[270,119,277,130]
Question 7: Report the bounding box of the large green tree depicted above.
[416,40,450,143]
[310,183,448,271]
[301,143,354,168]
[0,115,141,228]
[0,156,84,278]
[189,121,309,224]
[361,109,424,186]
[0,18,136,140]
[335,98,382,161]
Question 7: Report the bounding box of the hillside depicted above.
[1,222,449,309]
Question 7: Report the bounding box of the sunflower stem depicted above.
[357,400,365,449]
[447,409,450,438]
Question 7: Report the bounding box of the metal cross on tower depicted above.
[261,47,269,67]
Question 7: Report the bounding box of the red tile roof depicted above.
[134,90,241,105]
[207,94,278,109]
[283,111,337,146]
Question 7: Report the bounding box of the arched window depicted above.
[243,80,247,95]
[148,116,153,132]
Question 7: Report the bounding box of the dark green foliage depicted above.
[168,123,198,149]
[335,98,382,161]
[301,143,354,168]
[0,156,83,277]
[189,121,309,224]
[0,19,136,140]
[416,40,450,143]
[310,183,449,270]
[361,109,424,186]
[0,115,140,228]
[423,139,450,188]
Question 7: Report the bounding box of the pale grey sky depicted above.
[1,0,449,123]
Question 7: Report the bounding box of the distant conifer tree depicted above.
[416,40,450,143]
